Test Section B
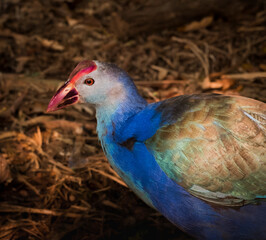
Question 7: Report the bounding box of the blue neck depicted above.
[96,78,147,139]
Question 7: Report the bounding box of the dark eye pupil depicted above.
[85,78,94,85]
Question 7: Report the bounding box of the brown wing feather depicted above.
[146,95,266,206]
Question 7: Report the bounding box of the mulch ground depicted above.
[0,1,265,239]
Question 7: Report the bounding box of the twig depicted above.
[136,80,190,86]
[172,37,209,78]
[222,72,266,80]
[238,26,266,32]
[17,175,40,196]
[48,158,74,173]
[89,168,128,187]
[0,203,92,218]
[234,36,266,53]
[0,131,17,141]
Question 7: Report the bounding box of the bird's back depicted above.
[145,94,266,206]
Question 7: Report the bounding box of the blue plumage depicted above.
[47,60,266,239]
[100,93,266,240]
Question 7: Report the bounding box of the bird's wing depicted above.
[145,94,266,206]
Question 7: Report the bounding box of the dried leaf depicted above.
[179,16,213,32]
[201,76,234,90]
[66,17,79,26]
[151,65,168,80]
[32,126,42,148]
[221,78,235,90]
[34,36,64,51]
[259,64,266,71]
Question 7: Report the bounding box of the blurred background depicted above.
[0,0,265,239]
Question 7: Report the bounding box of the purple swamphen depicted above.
[47,60,266,240]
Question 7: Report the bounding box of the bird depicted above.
[47,60,266,240]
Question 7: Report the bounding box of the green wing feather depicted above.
[145,95,266,206]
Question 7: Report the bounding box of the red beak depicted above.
[46,82,79,112]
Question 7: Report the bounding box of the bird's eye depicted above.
[84,78,95,86]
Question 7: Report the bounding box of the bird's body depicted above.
[47,60,266,239]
